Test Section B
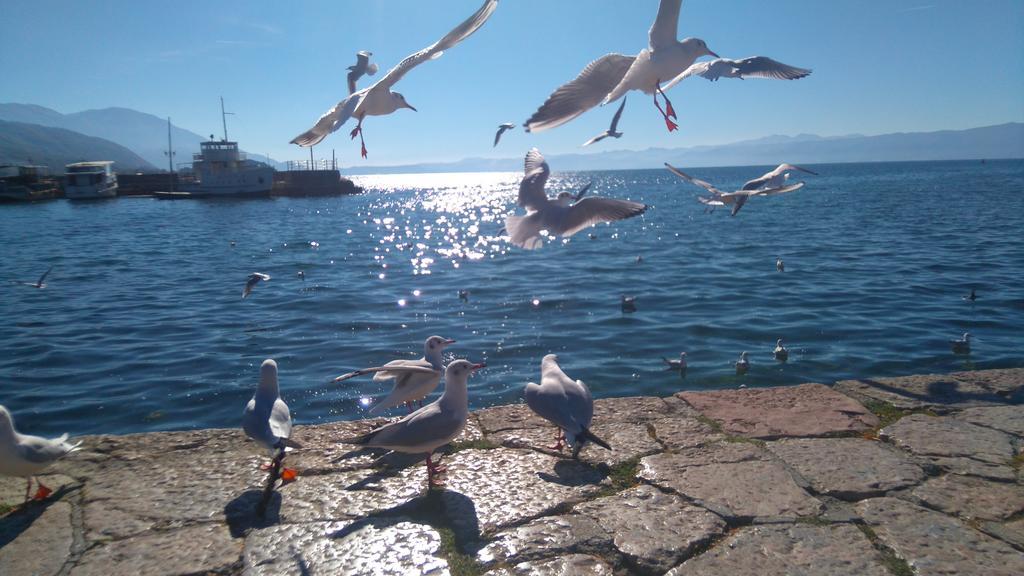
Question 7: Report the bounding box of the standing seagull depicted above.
[243,360,302,468]
[735,352,750,375]
[524,354,611,458]
[663,56,811,89]
[291,0,500,158]
[347,51,379,94]
[504,149,646,250]
[493,122,515,147]
[525,0,717,133]
[582,96,627,147]
[0,405,81,502]
[242,272,271,299]
[665,163,807,216]
[344,359,485,487]
[333,336,455,414]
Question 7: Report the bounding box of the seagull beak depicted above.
[406,103,418,112]
[445,339,456,345]
[471,362,486,372]
[707,48,720,58]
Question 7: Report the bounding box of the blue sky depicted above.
[1,0,1022,166]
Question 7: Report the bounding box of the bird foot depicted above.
[280,468,298,484]
[259,461,273,471]
[349,126,361,140]
[360,142,368,158]
[33,485,52,501]
[664,117,678,132]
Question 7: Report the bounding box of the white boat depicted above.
[177,98,274,197]
[64,161,118,199]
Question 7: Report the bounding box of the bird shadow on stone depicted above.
[342,451,427,491]
[224,489,282,537]
[289,544,313,576]
[327,488,481,546]
[0,484,78,548]
[857,377,1023,407]
[537,459,607,488]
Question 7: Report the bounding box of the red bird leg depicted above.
[360,132,368,159]
[547,429,565,451]
[657,81,677,119]
[349,118,362,140]
[652,87,678,132]
[24,477,32,502]
[33,479,53,500]
[426,453,447,486]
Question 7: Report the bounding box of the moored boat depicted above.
[64,161,118,199]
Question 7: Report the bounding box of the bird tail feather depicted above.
[279,437,303,450]
[572,427,612,457]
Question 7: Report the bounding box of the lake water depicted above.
[2,159,1022,437]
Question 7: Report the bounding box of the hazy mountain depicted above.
[0,120,155,172]
[343,122,1024,174]
[0,103,283,170]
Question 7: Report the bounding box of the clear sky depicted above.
[2,0,1022,167]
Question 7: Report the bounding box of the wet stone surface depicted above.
[70,523,240,576]
[767,437,926,500]
[483,553,615,575]
[834,368,1024,412]
[476,514,612,567]
[677,383,878,439]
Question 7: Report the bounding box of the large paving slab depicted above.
[476,514,612,567]
[483,554,614,576]
[953,405,1024,437]
[0,500,74,576]
[911,474,1024,521]
[243,518,449,576]
[665,524,891,576]
[573,484,726,573]
[835,368,1024,412]
[979,516,1024,550]
[880,413,1017,480]
[677,383,878,439]
[639,443,823,521]
[767,437,926,500]
[70,523,240,576]
[856,497,1024,576]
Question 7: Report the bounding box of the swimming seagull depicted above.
[665,163,807,216]
[504,149,646,250]
[20,265,52,289]
[291,0,499,158]
[582,96,627,147]
[333,336,455,414]
[621,294,637,313]
[242,273,271,299]
[0,404,81,502]
[242,359,302,473]
[950,332,971,355]
[524,354,611,458]
[343,359,485,487]
[347,51,379,94]
[525,0,717,133]
[662,352,687,372]
[458,289,469,301]
[493,122,515,147]
[776,258,785,272]
[774,339,789,362]
[663,56,811,90]
[963,289,977,302]
[735,351,750,375]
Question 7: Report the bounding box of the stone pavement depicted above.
[1,368,1022,575]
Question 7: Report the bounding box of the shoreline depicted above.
[1,367,1021,575]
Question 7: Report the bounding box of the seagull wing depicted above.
[662,60,714,91]
[16,434,75,464]
[608,96,627,132]
[291,91,364,147]
[563,378,594,429]
[36,265,52,287]
[754,182,805,196]
[560,197,647,237]
[574,181,593,201]
[518,148,551,210]
[332,363,438,383]
[525,381,580,435]
[649,0,682,50]
[268,398,293,442]
[696,196,725,207]
[731,56,812,80]
[664,163,726,195]
[357,401,463,450]
[775,162,818,175]
[525,53,636,133]
[581,133,608,147]
[370,0,498,93]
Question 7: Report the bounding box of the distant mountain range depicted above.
[0,120,154,171]
[343,122,1024,174]
[0,103,281,170]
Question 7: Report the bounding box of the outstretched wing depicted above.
[518,148,550,211]
[581,133,607,147]
[664,163,726,195]
[291,91,364,147]
[524,53,635,132]
[371,0,498,92]
[608,96,627,132]
[649,0,682,50]
[754,182,805,196]
[663,60,714,91]
[37,265,52,287]
[333,364,438,383]
[561,197,647,237]
[730,56,812,80]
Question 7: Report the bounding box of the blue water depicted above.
[1,160,1022,437]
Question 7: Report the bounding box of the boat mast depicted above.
[220,96,234,142]
[165,117,175,192]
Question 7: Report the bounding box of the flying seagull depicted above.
[343,359,485,486]
[346,51,379,94]
[504,149,646,249]
[0,404,81,502]
[20,265,52,289]
[665,163,807,216]
[582,96,627,147]
[524,354,611,458]
[242,273,271,299]
[291,0,499,158]
[493,122,515,147]
[663,56,811,90]
[333,336,455,414]
[740,163,818,191]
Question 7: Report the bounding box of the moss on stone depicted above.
[694,414,724,433]
[856,524,914,576]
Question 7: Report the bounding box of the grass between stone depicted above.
[592,457,641,498]
[861,399,936,438]
[404,490,485,576]
[856,524,914,576]
[0,502,13,516]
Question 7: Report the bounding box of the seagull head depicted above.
[426,335,456,352]
[446,359,486,380]
[0,405,13,434]
[392,92,417,112]
[686,37,719,58]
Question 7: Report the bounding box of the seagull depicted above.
[663,56,811,90]
[524,354,611,458]
[458,289,469,301]
[963,289,977,302]
[776,258,785,272]
[494,122,515,147]
[343,359,485,487]
[582,96,627,147]
[20,265,52,289]
[525,0,717,133]
[504,149,646,250]
[242,273,271,299]
[291,0,499,158]
[0,404,81,502]
[333,336,455,414]
[950,332,971,355]
[346,51,379,94]
[665,163,806,216]
[735,351,749,375]
[774,339,789,362]
[741,163,818,191]
[243,360,302,476]
[297,270,305,282]
[662,352,687,372]
[621,294,637,313]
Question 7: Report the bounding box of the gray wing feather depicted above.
[733,56,812,80]
[649,0,682,49]
[525,382,582,435]
[518,148,550,210]
[561,197,647,237]
[291,92,363,147]
[665,163,726,195]
[525,53,635,133]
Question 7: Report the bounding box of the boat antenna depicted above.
[220,96,235,142]
[164,117,176,191]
